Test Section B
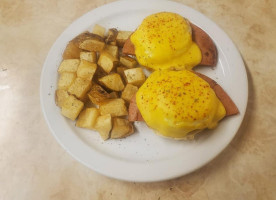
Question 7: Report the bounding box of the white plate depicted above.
[40,0,248,182]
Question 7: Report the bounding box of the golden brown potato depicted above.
[84,98,95,108]
[57,72,76,90]
[62,41,81,59]
[68,77,92,100]
[97,52,119,73]
[80,51,97,63]
[93,65,108,81]
[95,114,112,140]
[98,73,125,92]
[110,118,134,139]
[120,56,137,68]
[116,66,128,80]
[72,32,104,44]
[77,59,97,81]
[109,41,117,46]
[103,45,119,58]
[55,89,69,107]
[87,83,111,105]
[79,40,105,52]
[76,108,100,129]
[116,31,133,47]
[58,59,80,73]
[92,24,106,38]
[99,98,128,117]
[121,84,138,102]
[124,68,146,86]
[73,32,105,52]
[109,91,119,99]
[105,28,118,44]
[61,95,84,120]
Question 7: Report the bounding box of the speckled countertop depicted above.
[1,0,276,199]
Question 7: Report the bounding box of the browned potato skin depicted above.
[105,28,118,44]
[122,23,218,66]
[63,31,104,59]
[71,31,105,45]
[87,83,111,105]
[62,41,81,59]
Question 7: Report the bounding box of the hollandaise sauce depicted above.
[131,12,202,70]
[136,70,226,139]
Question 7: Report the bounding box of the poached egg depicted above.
[131,12,202,71]
[136,70,226,139]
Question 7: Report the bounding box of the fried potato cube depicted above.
[99,73,125,91]
[68,77,92,99]
[93,65,107,80]
[84,98,95,108]
[58,72,76,90]
[116,31,132,47]
[79,39,105,52]
[116,66,128,79]
[111,118,134,139]
[77,60,97,81]
[99,98,128,117]
[124,68,146,86]
[109,91,119,99]
[97,52,118,73]
[74,32,105,52]
[72,32,103,43]
[55,89,69,107]
[92,24,106,38]
[61,95,84,120]
[121,84,138,102]
[105,28,118,44]
[87,83,110,105]
[109,41,117,46]
[95,114,112,140]
[103,45,119,58]
[80,51,97,63]
[76,35,103,51]
[58,59,80,73]
[63,41,81,59]
[76,107,100,129]
[120,56,137,68]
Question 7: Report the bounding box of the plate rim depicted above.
[40,0,248,182]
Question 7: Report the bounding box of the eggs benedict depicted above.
[130,12,202,70]
[135,70,226,139]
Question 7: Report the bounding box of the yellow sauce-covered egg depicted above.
[136,70,226,139]
[131,12,202,71]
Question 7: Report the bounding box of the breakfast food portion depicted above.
[55,12,238,141]
[130,12,201,71]
[129,71,239,138]
[123,13,218,67]
[135,70,226,139]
